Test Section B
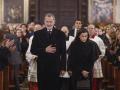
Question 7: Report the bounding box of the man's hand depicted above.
[45,45,56,53]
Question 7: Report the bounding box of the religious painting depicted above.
[89,0,114,24]
[4,0,24,23]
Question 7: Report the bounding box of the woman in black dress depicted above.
[67,28,101,90]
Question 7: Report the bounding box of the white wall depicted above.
[24,0,29,23]
[0,0,4,24]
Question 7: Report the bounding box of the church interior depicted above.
[0,0,120,90]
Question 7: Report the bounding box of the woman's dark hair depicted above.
[67,28,89,53]
[74,28,89,41]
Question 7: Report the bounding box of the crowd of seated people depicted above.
[0,20,120,90]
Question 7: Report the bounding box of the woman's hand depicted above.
[60,70,66,76]
[4,39,14,48]
[81,70,89,78]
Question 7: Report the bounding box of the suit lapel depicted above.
[42,27,58,45]
[42,28,50,44]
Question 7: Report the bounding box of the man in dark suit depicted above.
[69,19,82,37]
[31,13,66,90]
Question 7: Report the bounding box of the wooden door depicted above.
[29,0,88,28]
[38,0,77,28]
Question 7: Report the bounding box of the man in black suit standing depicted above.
[31,13,66,90]
[69,19,82,38]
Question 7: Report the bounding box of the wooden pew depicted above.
[101,59,108,79]
[101,59,109,89]
[106,64,118,90]
[0,66,9,90]
[100,58,120,90]
[8,65,15,90]
[116,68,120,90]
[3,66,9,90]
[0,70,3,90]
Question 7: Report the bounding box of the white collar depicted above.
[47,29,52,32]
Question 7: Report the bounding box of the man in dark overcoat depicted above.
[31,13,66,90]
